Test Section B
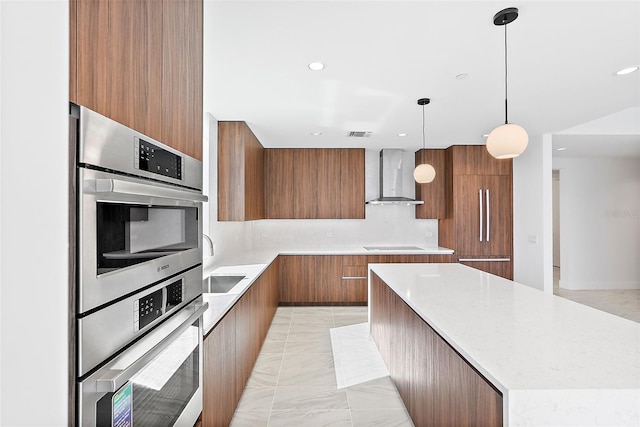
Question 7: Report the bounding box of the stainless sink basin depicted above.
[203,275,246,293]
[364,245,425,251]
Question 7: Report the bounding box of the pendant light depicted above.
[486,7,528,159]
[414,98,436,183]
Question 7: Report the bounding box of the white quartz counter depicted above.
[202,263,270,335]
[369,263,640,426]
[278,246,454,255]
[200,246,453,335]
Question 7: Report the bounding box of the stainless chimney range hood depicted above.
[366,149,424,205]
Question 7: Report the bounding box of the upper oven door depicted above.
[78,167,207,314]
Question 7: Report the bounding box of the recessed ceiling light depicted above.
[456,73,469,80]
[614,66,639,76]
[398,133,408,137]
[556,147,567,151]
[311,132,322,136]
[482,134,489,138]
[308,62,324,71]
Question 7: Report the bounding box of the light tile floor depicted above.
[553,267,640,323]
[230,306,414,427]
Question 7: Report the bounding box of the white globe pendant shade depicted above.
[486,123,529,159]
[413,163,436,183]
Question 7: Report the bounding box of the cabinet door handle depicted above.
[486,189,490,242]
[341,276,368,280]
[478,189,483,242]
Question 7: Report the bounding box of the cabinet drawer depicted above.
[342,265,367,280]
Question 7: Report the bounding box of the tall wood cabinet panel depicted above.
[72,0,203,160]
[161,0,203,160]
[265,149,295,219]
[439,145,513,280]
[69,0,78,103]
[415,149,447,219]
[75,0,163,141]
[370,273,503,426]
[218,121,265,221]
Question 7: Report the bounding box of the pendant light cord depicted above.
[422,104,426,149]
[504,23,509,124]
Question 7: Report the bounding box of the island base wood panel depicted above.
[370,272,503,426]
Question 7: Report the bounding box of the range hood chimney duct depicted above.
[366,149,424,205]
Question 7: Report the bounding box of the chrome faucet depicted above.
[203,234,214,257]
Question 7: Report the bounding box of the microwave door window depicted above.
[96,203,198,275]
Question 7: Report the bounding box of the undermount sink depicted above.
[364,246,425,251]
[203,275,246,293]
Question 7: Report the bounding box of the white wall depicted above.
[553,156,640,290]
[0,1,68,425]
[552,171,561,267]
[513,134,553,292]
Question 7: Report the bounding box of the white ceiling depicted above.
[203,1,640,155]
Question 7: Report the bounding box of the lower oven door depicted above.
[78,299,208,427]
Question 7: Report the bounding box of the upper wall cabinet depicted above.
[448,145,512,176]
[415,149,447,219]
[218,121,265,221]
[265,148,365,219]
[70,0,203,160]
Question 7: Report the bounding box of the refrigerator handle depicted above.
[479,189,483,242]
[486,188,490,242]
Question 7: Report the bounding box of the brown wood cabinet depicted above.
[161,0,203,161]
[202,260,279,427]
[218,121,265,221]
[415,149,447,219]
[265,149,365,219]
[202,307,236,427]
[439,145,513,279]
[279,254,454,305]
[370,272,503,426]
[71,0,203,160]
[265,149,295,219]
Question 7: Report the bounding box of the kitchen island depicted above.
[369,263,640,426]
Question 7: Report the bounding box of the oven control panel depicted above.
[133,279,185,333]
[134,138,183,180]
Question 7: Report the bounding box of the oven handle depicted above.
[95,302,208,393]
[90,178,208,203]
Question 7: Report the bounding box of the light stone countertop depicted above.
[369,262,640,426]
[200,246,453,335]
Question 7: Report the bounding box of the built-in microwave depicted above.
[75,106,208,314]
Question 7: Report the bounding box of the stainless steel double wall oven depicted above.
[72,105,208,426]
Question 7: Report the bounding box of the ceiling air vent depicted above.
[347,131,372,138]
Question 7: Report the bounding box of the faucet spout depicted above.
[203,234,214,257]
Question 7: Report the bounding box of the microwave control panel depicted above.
[134,138,183,181]
[133,279,185,333]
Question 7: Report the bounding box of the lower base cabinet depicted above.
[202,260,279,426]
[279,254,454,305]
[370,272,503,426]
[202,308,237,427]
